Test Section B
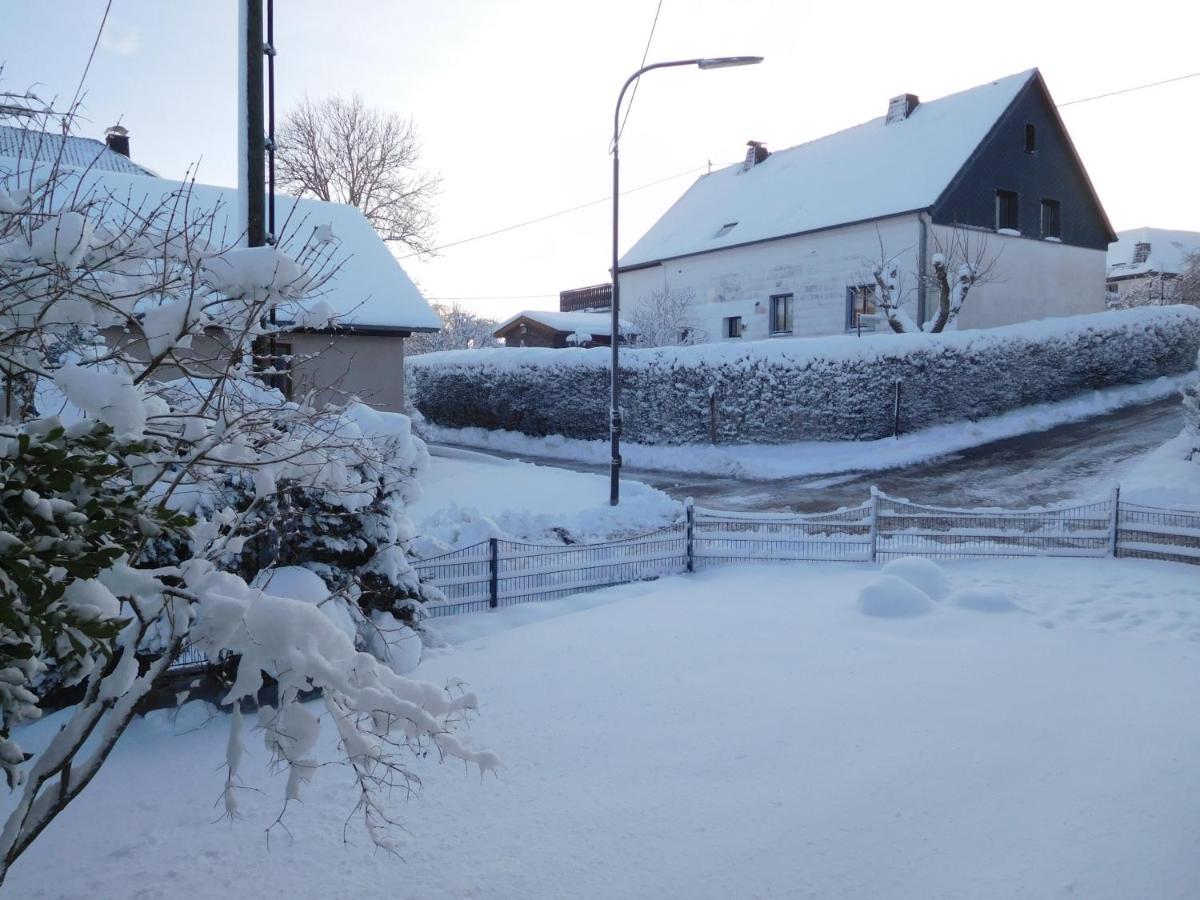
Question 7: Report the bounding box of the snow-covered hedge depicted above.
[410,306,1200,444]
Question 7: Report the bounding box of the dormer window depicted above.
[1024,123,1036,154]
[714,222,738,238]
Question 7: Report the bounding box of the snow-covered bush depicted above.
[409,306,1200,445]
[0,106,490,881]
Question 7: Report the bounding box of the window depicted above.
[724,315,743,338]
[713,221,738,238]
[995,189,1019,232]
[769,294,793,335]
[1041,199,1061,238]
[1024,123,1037,154]
[846,285,877,330]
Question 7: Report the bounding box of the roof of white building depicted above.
[1107,228,1200,279]
[0,124,157,177]
[620,69,1039,269]
[0,148,440,332]
[494,310,632,337]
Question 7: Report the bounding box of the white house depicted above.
[618,69,1115,343]
[0,124,441,412]
[1107,228,1200,306]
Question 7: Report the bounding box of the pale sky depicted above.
[5,0,1199,321]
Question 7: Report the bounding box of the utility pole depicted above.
[241,0,267,249]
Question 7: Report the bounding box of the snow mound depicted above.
[950,588,1018,613]
[881,557,950,600]
[856,576,934,618]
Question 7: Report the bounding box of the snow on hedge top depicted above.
[1107,228,1200,279]
[494,309,632,337]
[410,305,1200,372]
[0,162,441,332]
[619,69,1036,269]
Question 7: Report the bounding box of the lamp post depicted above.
[609,56,763,505]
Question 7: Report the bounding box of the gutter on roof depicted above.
[280,323,439,336]
[617,209,929,272]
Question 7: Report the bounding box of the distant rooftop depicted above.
[0,124,156,177]
[1107,228,1200,279]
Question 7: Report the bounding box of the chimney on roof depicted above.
[1133,241,1151,265]
[743,140,769,171]
[104,124,130,158]
[885,93,919,124]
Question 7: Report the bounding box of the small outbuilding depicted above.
[493,310,633,348]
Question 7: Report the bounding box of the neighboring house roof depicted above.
[1107,228,1200,280]
[0,156,441,332]
[0,124,157,177]
[620,69,1041,269]
[494,310,632,338]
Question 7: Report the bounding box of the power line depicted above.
[426,293,559,302]
[1058,71,1200,108]
[397,161,722,259]
[618,0,665,142]
[409,71,1198,269]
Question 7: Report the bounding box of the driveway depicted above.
[435,396,1185,512]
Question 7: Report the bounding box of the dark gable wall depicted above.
[932,77,1113,251]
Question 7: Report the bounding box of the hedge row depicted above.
[408,306,1200,444]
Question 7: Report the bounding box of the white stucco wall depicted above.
[619,214,923,342]
[938,226,1107,330]
[619,215,1107,342]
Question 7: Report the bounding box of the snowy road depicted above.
[437,396,1185,512]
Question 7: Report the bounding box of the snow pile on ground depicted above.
[6,557,1198,899]
[949,587,1019,613]
[408,446,682,552]
[1120,431,1200,510]
[424,375,1193,480]
[856,574,934,617]
[881,556,951,600]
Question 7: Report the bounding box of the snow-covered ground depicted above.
[8,558,1199,899]
[409,446,681,551]
[1122,431,1200,510]
[424,374,1193,480]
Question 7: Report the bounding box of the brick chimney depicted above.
[1133,241,1151,264]
[104,125,130,158]
[742,140,769,171]
[886,94,919,124]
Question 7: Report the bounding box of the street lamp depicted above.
[609,56,763,506]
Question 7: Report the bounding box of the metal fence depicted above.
[413,487,1200,618]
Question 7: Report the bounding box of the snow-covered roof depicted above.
[1107,228,1200,279]
[494,310,632,337]
[620,69,1038,269]
[0,160,441,331]
[0,124,157,177]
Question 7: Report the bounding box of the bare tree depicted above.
[406,302,499,355]
[276,95,441,256]
[1175,250,1200,307]
[869,227,999,333]
[629,287,703,347]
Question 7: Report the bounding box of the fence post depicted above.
[1108,485,1121,558]
[488,537,499,609]
[685,497,695,573]
[868,487,880,563]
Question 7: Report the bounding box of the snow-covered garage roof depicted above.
[0,149,441,332]
[494,310,631,337]
[1107,228,1200,280]
[620,69,1037,269]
